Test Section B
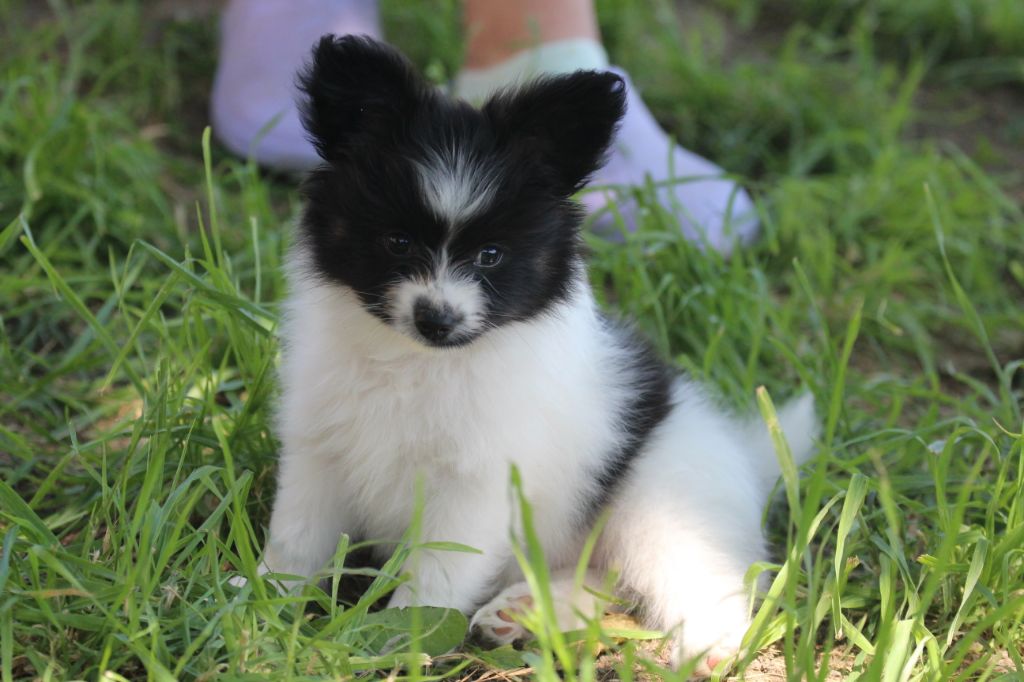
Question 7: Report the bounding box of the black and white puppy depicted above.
[264,35,817,674]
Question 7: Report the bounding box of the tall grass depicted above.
[2,0,1022,679]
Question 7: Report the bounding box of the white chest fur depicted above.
[274,263,629,566]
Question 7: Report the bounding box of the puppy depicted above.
[264,34,817,674]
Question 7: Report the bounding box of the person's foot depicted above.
[211,0,381,171]
[582,68,758,252]
[213,7,758,250]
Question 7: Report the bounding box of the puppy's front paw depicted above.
[228,574,249,588]
[470,583,535,646]
[228,560,305,594]
[228,560,271,589]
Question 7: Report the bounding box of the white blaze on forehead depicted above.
[415,145,499,224]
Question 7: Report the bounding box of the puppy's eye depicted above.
[383,232,412,256]
[474,245,503,268]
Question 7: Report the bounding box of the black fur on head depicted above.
[296,34,626,348]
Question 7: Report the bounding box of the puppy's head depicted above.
[297,35,625,348]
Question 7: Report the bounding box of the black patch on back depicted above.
[587,315,674,519]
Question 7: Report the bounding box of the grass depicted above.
[2,0,1023,679]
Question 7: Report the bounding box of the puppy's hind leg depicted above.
[601,496,759,673]
[598,401,771,675]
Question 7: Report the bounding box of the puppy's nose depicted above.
[413,300,462,342]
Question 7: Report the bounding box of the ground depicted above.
[1,0,1022,680]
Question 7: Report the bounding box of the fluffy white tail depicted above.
[745,392,819,490]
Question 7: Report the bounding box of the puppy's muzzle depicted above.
[413,299,464,344]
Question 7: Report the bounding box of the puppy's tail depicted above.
[745,392,819,490]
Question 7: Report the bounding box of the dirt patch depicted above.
[737,645,857,681]
[912,85,1024,201]
[676,0,1024,201]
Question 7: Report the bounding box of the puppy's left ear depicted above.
[484,71,626,196]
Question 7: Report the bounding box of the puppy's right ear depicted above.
[298,34,424,161]
[483,71,626,196]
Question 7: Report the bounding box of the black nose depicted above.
[413,300,462,342]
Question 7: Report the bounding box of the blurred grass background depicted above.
[1,0,1022,679]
